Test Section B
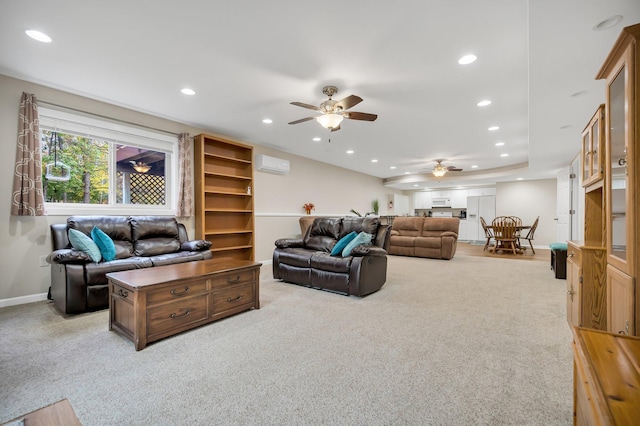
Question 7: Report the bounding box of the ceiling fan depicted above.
[288,86,377,132]
[432,160,463,177]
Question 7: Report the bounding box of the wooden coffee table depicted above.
[107,258,261,350]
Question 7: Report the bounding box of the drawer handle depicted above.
[170,309,191,319]
[226,275,241,283]
[118,289,129,298]
[170,286,189,296]
[227,295,243,303]
[568,253,574,258]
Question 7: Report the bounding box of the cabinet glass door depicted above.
[582,132,591,183]
[607,64,629,269]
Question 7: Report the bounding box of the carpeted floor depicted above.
[0,251,572,425]
[457,242,549,262]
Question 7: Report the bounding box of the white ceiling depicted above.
[1,1,639,190]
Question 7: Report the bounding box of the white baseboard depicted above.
[0,292,49,308]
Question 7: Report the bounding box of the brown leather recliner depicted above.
[48,216,213,314]
[272,216,391,296]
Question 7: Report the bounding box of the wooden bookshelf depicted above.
[194,134,254,261]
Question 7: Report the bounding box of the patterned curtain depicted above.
[11,92,45,216]
[176,132,193,217]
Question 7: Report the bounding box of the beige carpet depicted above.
[0,251,572,425]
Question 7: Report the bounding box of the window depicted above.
[39,107,178,216]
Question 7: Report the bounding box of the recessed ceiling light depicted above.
[312,137,321,142]
[458,54,477,65]
[404,172,411,175]
[413,184,419,187]
[262,118,273,124]
[471,165,478,169]
[593,15,623,31]
[517,177,524,181]
[500,153,509,157]
[477,100,491,107]
[25,30,51,43]
[488,126,500,131]
[371,159,378,163]
[390,166,396,170]
[346,150,354,154]
[181,88,196,96]
[495,142,505,147]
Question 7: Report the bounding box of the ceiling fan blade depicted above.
[290,102,321,111]
[447,166,463,171]
[344,111,378,121]
[334,95,363,111]
[288,117,315,125]
[330,124,341,132]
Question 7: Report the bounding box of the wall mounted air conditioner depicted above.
[255,154,290,174]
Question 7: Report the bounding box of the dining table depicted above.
[486,224,531,254]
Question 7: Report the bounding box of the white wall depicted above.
[495,179,557,247]
[0,74,404,304]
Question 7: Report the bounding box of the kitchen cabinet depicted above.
[581,105,605,187]
[451,189,468,208]
[468,187,496,196]
[596,23,639,335]
[457,220,469,240]
[430,190,451,199]
[414,191,432,209]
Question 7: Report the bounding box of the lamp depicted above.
[432,164,448,177]
[130,161,151,173]
[316,113,344,130]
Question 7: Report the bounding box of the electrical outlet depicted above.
[39,255,49,267]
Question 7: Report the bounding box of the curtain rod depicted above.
[38,100,188,138]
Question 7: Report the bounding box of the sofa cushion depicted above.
[311,252,352,273]
[149,251,211,267]
[389,235,416,247]
[342,232,373,257]
[68,216,133,259]
[85,257,153,285]
[276,248,314,268]
[68,229,102,262]
[130,216,181,256]
[391,217,424,236]
[91,226,116,261]
[305,218,342,252]
[340,216,379,238]
[331,231,357,256]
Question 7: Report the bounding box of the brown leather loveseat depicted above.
[272,216,391,296]
[49,216,212,314]
[388,217,459,259]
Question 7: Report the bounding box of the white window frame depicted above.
[39,107,178,216]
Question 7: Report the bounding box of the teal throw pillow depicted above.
[342,232,373,257]
[68,228,102,262]
[91,226,117,261]
[331,231,358,256]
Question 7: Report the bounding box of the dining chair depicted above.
[520,216,539,254]
[480,216,494,251]
[491,216,519,255]
[509,216,523,249]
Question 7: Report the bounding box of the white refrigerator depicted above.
[466,195,496,241]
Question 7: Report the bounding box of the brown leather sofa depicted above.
[48,216,213,314]
[272,216,391,296]
[388,217,459,259]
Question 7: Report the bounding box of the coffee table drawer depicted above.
[147,294,208,336]
[210,269,255,288]
[146,278,208,305]
[212,283,254,313]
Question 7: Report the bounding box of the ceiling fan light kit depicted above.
[289,86,377,133]
[432,159,463,177]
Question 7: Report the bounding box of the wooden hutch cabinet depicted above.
[581,105,605,187]
[193,134,255,261]
[596,23,639,336]
[567,107,607,331]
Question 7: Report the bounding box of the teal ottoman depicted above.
[550,243,568,279]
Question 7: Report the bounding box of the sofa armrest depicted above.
[390,230,399,236]
[442,231,458,238]
[48,249,92,264]
[275,238,305,249]
[180,240,212,251]
[350,245,387,257]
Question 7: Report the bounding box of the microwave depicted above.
[432,198,451,207]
